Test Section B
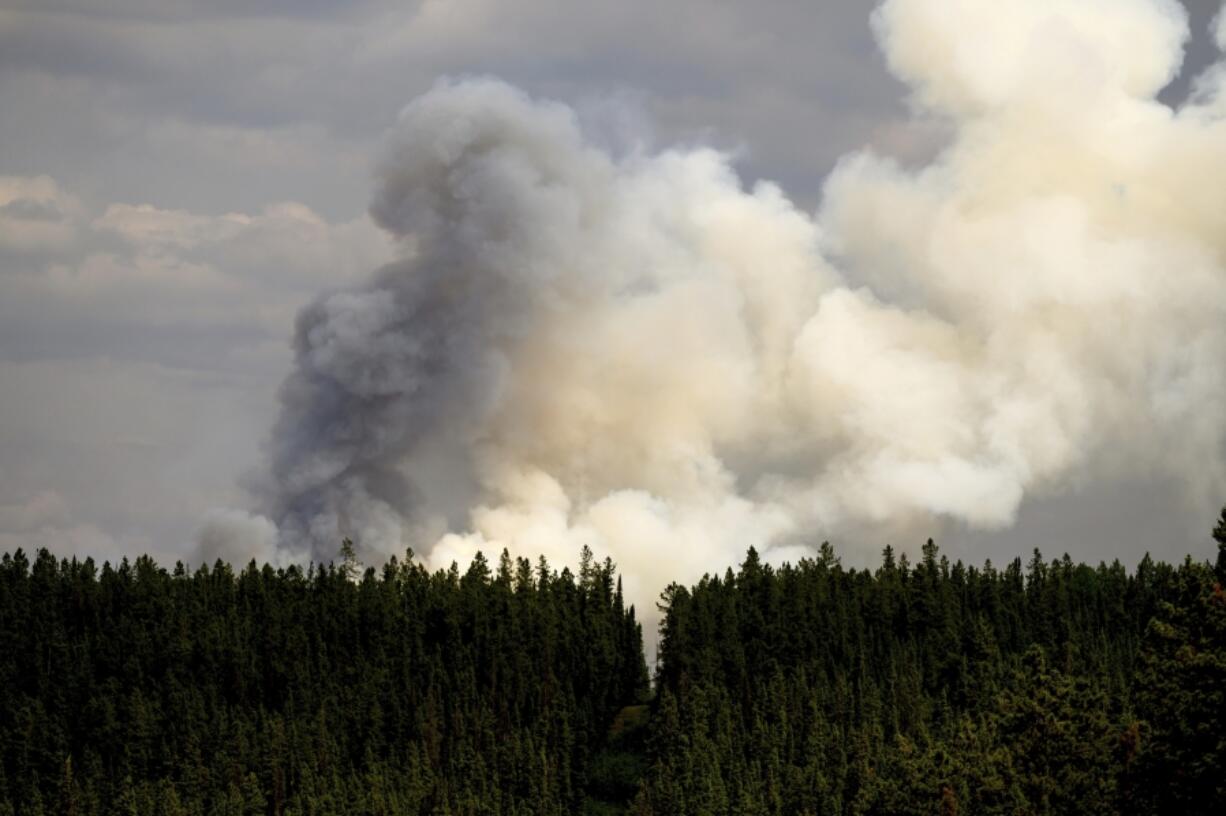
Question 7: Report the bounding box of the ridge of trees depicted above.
[634,535,1226,815]
[0,543,648,814]
[1,520,1224,815]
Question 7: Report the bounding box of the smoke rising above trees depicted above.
[203,0,1226,619]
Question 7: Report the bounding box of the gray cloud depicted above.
[0,175,392,561]
[0,1,908,216]
[242,0,1226,629]
[1,0,1223,592]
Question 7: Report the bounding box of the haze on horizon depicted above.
[2,0,1225,618]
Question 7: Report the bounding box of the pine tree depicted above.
[1212,506,1226,583]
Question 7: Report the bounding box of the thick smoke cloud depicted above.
[208,0,1226,618]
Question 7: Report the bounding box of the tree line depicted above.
[0,544,648,814]
[1,516,1225,814]
[633,523,1226,815]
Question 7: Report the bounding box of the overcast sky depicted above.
[1,0,1223,571]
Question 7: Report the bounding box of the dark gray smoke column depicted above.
[260,79,611,559]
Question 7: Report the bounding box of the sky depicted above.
[1,0,1224,592]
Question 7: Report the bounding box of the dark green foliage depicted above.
[584,705,652,813]
[0,546,648,815]
[1214,508,1226,583]
[3,514,1224,815]
[1127,560,1226,815]
[636,536,1226,816]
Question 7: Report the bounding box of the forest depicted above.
[1,518,1224,815]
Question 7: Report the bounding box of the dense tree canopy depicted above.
[2,523,1224,815]
[634,539,1226,815]
[0,544,647,815]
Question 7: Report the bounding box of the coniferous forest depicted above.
[2,519,1225,815]
[0,546,648,815]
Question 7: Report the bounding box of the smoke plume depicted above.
[205,0,1226,615]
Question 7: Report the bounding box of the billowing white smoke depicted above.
[206,0,1226,619]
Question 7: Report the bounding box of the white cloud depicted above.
[1,0,1223,608]
[239,0,1226,633]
